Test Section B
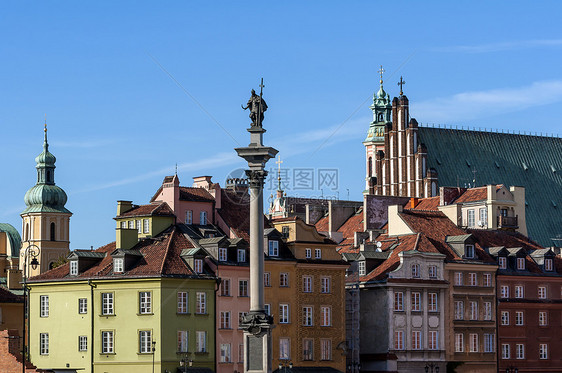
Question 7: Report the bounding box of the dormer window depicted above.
[517,257,525,270]
[268,241,279,257]
[465,245,475,259]
[237,249,246,263]
[200,211,207,225]
[498,257,507,269]
[186,210,193,224]
[194,259,203,273]
[411,264,420,278]
[114,258,124,273]
[128,220,134,229]
[218,248,227,262]
[545,258,553,271]
[428,265,437,278]
[358,261,366,276]
[70,260,78,276]
[282,226,289,238]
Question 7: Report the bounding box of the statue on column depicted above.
[242,88,268,127]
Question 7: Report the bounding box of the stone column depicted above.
[236,124,278,373]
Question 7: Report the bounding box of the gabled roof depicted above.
[410,196,440,211]
[453,186,488,203]
[68,250,106,259]
[419,127,562,246]
[116,202,175,218]
[179,187,215,203]
[445,234,473,243]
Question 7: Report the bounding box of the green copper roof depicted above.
[418,127,562,247]
[0,223,21,257]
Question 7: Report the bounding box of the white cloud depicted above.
[412,80,562,123]
[432,39,562,53]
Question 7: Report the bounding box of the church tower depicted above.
[20,123,72,276]
[364,66,392,194]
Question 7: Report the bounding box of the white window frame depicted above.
[177,292,188,314]
[239,279,248,297]
[358,261,366,276]
[279,338,290,359]
[455,333,464,352]
[143,219,149,233]
[515,285,524,298]
[78,298,87,314]
[320,339,331,360]
[237,249,245,262]
[78,335,87,351]
[321,306,331,326]
[539,343,548,359]
[498,256,507,269]
[483,273,492,287]
[315,248,321,259]
[412,331,422,350]
[177,330,188,353]
[516,343,525,359]
[194,259,203,274]
[428,293,438,312]
[454,301,464,320]
[467,209,475,227]
[321,277,330,293]
[502,344,510,359]
[469,333,478,352]
[411,292,421,312]
[539,311,548,326]
[137,220,142,234]
[40,333,49,355]
[139,330,152,354]
[186,210,192,224]
[484,302,492,321]
[305,248,311,258]
[428,265,437,278]
[302,339,313,360]
[545,258,553,271]
[264,272,270,287]
[466,244,475,258]
[429,330,439,350]
[479,207,487,225]
[394,292,404,312]
[303,306,313,326]
[538,286,547,299]
[40,295,49,317]
[196,331,207,353]
[102,293,114,315]
[102,331,114,354]
[113,258,124,273]
[515,311,524,326]
[218,247,227,262]
[394,331,404,350]
[199,211,207,225]
[269,240,279,256]
[280,272,289,287]
[411,264,420,278]
[128,220,134,229]
[196,292,206,314]
[455,272,463,286]
[279,304,289,323]
[500,285,509,298]
[70,260,78,276]
[517,257,525,270]
[484,333,494,353]
[139,292,152,314]
[221,279,231,296]
[220,311,231,329]
[470,301,478,320]
[303,276,312,293]
[220,343,231,363]
[501,311,509,325]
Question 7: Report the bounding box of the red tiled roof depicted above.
[0,287,23,303]
[117,202,175,218]
[453,187,487,203]
[29,226,203,282]
[179,187,215,203]
[410,196,440,211]
[315,215,329,232]
[336,209,364,253]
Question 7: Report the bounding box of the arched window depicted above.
[49,262,55,270]
[50,222,56,241]
[46,170,52,183]
[24,223,29,241]
[378,113,384,122]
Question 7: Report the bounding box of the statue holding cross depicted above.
[242,79,268,127]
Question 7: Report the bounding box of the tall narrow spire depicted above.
[44,114,49,152]
[276,155,283,192]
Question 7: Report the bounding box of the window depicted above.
[515,311,523,325]
[194,259,203,273]
[479,207,487,225]
[237,249,245,262]
[78,335,87,351]
[128,220,134,229]
[501,344,510,359]
[281,225,290,238]
[455,272,463,286]
[320,339,331,360]
[186,210,192,224]
[539,343,548,359]
[303,276,312,293]
[279,304,289,323]
[411,264,420,278]
[515,285,524,298]
[468,273,477,286]
[315,248,321,259]
[40,333,49,355]
[429,331,439,350]
[411,292,421,311]
[394,292,404,311]
[220,311,231,329]
[303,306,313,326]
[358,261,366,276]
[264,304,270,315]
[102,331,114,354]
[268,240,279,256]
[500,285,509,298]
[280,273,289,287]
[455,333,464,352]
[429,293,438,312]
[221,279,231,296]
[483,273,492,287]
[114,258,124,273]
[517,257,525,270]
[539,311,548,326]
[196,292,206,314]
[280,338,290,359]
[302,339,313,360]
[501,311,509,325]
[196,331,206,352]
[143,219,149,233]
[498,257,507,269]
[200,211,207,225]
[218,247,227,261]
[467,209,475,227]
[484,302,492,320]
[454,301,464,320]
[394,331,404,350]
[50,222,56,240]
[177,292,188,314]
[321,306,331,326]
[470,301,478,320]
[305,248,311,258]
[484,334,494,352]
[78,298,87,314]
[321,277,330,293]
[102,293,114,315]
[412,331,422,350]
[516,344,525,359]
[137,220,142,234]
[239,343,244,363]
[40,295,49,317]
[538,286,547,299]
[264,272,270,287]
[70,260,78,276]
[121,221,126,228]
[220,343,231,363]
[139,330,152,354]
[139,292,151,314]
[177,331,188,352]
[466,244,475,258]
[239,280,248,297]
[238,312,248,328]
[469,333,478,352]
[428,265,437,278]
[545,258,553,271]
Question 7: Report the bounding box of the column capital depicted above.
[245,169,268,189]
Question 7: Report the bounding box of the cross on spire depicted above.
[275,155,283,191]
[397,76,406,96]
[378,65,385,85]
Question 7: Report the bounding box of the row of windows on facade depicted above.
[499,343,550,360]
[500,310,551,326]
[393,330,447,351]
[23,221,59,242]
[393,292,440,312]
[359,262,441,277]
[499,284,550,299]
[452,333,495,353]
[39,329,209,356]
[496,256,554,271]
[220,304,333,328]
[465,207,488,228]
[119,211,209,234]
[268,240,323,260]
[453,300,493,321]
[221,275,332,296]
[39,291,208,317]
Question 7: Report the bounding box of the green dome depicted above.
[23,184,69,213]
[376,85,387,99]
[35,148,56,167]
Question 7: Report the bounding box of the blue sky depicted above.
[1,1,562,249]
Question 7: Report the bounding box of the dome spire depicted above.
[376,65,387,100]
[44,114,48,152]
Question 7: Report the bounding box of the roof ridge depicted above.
[159,227,176,274]
[413,232,421,251]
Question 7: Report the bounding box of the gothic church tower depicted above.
[20,124,72,276]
